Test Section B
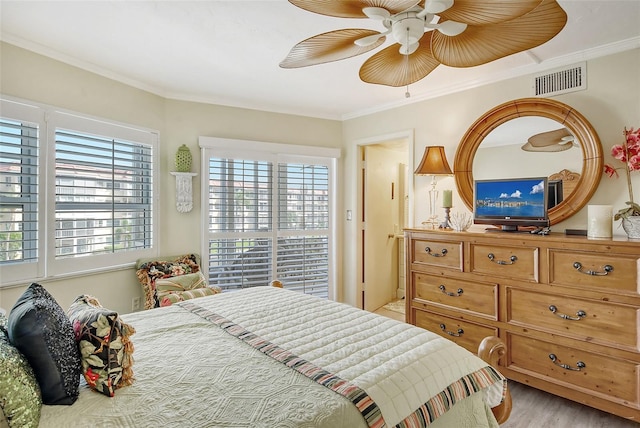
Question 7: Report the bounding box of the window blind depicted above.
[206,157,330,298]
[55,128,153,258]
[0,118,39,264]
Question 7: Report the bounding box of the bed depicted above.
[39,286,510,427]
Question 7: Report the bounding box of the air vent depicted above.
[532,63,586,97]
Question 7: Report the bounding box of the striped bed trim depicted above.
[180,300,504,428]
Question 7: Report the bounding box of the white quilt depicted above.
[185,287,505,427]
[39,286,504,428]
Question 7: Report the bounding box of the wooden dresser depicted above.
[404,227,640,421]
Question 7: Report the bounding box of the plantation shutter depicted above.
[276,163,329,296]
[54,128,153,258]
[0,118,39,264]
[205,149,333,299]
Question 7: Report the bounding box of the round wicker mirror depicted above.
[454,98,603,225]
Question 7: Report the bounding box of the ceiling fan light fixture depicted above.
[436,20,467,37]
[391,13,425,46]
[399,42,420,55]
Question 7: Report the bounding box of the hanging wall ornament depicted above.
[175,144,193,172]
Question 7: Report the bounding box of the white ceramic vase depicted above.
[622,216,640,239]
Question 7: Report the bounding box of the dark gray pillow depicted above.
[7,283,80,405]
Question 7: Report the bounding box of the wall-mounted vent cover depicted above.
[532,62,586,97]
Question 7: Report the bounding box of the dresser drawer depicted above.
[414,310,497,354]
[549,249,639,296]
[507,332,639,404]
[507,287,640,350]
[413,273,497,318]
[470,243,538,282]
[412,239,462,271]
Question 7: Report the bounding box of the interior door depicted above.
[362,144,406,312]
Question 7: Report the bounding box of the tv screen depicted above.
[474,177,550,231]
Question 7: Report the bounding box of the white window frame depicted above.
[199,137,339,300]
[0,96,159,286]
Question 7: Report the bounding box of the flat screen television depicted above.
[474,177,550,232]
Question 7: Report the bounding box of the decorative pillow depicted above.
[155,271,221,307]
[159,287,219,307]
[136,254,200,309]
[67,295,135,397]
[0,313,42,428]
[6,283,80,406]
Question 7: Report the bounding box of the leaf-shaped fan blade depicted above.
[288,0,421,18]
[280,29,385,68]
[438,0,542,25]
[432,0,567,68]
[359,32,441,87]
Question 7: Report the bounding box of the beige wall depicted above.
[0,42,342,313]
[1,41,639,312]
[341,48,640,305]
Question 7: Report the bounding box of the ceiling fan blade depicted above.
[287,0,421,18]
[359,32,441,87]
[438,0,543,25]
[280,29,385,68]
[432,0,567,68]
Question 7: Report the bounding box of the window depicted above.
[54,128,153,259]
[0,97,158,285]
[0,116,38,267]
[200,138,338,299]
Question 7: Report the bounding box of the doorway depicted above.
[358,135,412,312]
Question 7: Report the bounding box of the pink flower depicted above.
[604,126,640,219]
[604,164,618,178]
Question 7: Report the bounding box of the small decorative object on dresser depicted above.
[604,126,640,238]
[449,211,471,232]
[404,227,640,421]
[586,205,612,238]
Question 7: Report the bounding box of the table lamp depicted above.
[414,146,453,226]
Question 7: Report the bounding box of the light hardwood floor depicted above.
[373,302,638,427]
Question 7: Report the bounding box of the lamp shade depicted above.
[414,146,453,175]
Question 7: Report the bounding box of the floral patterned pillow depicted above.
[136,254,200,309]
[155,271,221,307]
[67,295,135,397]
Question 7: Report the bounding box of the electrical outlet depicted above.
[131,297,141,311]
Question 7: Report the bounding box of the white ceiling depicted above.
[1,1,639,120]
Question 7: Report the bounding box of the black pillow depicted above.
[7,283,81,405]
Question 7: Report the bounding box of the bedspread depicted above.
[39,286,504,428]
[181,287,505,427]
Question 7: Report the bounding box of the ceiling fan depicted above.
[280,0,567,88]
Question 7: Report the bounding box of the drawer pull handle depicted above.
[548,305,586,321]
[439,284,463,297]
[549,354,586,371]
[572,262,613,276]
[440,323,464,337]
[487,253,517,265]
[425,247,448,257]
